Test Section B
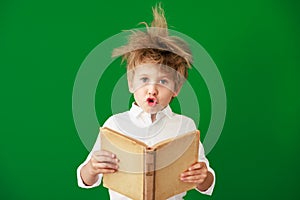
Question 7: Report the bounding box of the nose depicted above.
[147,84,158,96]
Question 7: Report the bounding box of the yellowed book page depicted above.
[101,127,146,200]
[154,130,200,200]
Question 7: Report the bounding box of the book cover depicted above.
[100,127,200,200]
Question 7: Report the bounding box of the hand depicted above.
[180,162,209,184]
[88,150,119,176]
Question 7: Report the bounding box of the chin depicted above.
[148,110,158,115]
[148,107,162,114]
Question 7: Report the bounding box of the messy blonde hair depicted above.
[112,4,193,80]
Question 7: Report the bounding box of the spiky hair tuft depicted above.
[112,4,192,78]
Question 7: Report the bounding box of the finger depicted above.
[92,155,119,164]
[94,150,117,158]
[96,168,117,174]
[181,169,206,177]
[182,178,205,184]
[93,162,119,170]
[188,162,206,171]
[188,163,201,171]
[180,174,207,183]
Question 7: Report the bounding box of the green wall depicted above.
[1,0,299,199]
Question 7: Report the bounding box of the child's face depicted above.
[128,63,181,114]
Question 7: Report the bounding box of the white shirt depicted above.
[77,104,215,199]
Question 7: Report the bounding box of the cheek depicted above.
[133,89,144,101]
[160,90,175,101]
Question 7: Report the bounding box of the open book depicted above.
[100,127,200,200]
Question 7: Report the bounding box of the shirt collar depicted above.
[129,102,174,119]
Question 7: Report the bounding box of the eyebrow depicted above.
[137,73,173,79]
[138,74,149,77]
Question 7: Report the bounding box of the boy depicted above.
[77,5,215,199]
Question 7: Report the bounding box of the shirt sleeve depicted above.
[76,116,117,189]
[195,142,216,195]
[76,133,103,188]
[186,118,216,195]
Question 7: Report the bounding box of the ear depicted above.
[173,84,183,97]
[127,73,134,93]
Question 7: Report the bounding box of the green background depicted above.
[1,0,299,199]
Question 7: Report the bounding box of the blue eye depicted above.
[140,77,149,83]
[160,79,168,85]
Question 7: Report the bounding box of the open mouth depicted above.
[146,97,157,106]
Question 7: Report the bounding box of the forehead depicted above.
[133,63,174,77]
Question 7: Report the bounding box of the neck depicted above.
[151,114,156,122]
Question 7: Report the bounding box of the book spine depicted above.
[144,148,156,200]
